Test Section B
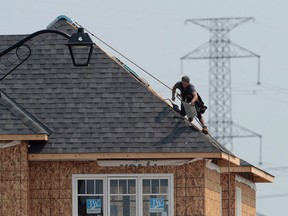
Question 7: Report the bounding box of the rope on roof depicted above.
[74,21,172,91]
[73,20,209,128]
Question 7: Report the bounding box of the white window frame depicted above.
[72,173,174,216]
[72,175,107,215]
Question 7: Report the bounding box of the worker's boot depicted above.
[202,126,208,134]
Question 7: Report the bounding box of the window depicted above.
[236,187,242,216]
[109,178,137,216]
[142,178,169,216]
[73,174,173,216]
[76,179,104,216]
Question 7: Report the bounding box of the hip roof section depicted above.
[0,18,232,156]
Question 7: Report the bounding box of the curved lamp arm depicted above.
[0,28,94,81]
[0,29,70,58]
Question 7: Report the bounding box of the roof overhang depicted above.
[0,134,48,141]
[220,166,274,183]
[28,152,240,165]
[28,151,274,183]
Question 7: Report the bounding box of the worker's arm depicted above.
[171,85,177,101]
[191,91,198,105]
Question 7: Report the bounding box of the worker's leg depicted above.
[180,102,186,116]
[199,116,206,127]
[197,113,208,134]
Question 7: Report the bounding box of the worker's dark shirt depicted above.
[173,81,196,102]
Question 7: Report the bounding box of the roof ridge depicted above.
[0,89,52,135]
[46,15,78,30]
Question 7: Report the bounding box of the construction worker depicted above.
[172,75,208,134]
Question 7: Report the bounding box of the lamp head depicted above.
[67,28,95,66]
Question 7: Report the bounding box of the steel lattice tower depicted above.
[181,17,261,148]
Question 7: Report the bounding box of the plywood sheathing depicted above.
[205,164,221,216]
[29,160,258,216]
[174,160,206,215]
[221,174,236,216]
[221,174,256,216]
[235,181,256,216]
[0,142,29,216]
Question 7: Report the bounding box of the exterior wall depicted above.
[29,159,220,216]
[0,142,29,216]
[235,177,256,216]
[175,159,206,216]
[221,174,256,216]
[221,174,236,216]
[204,163,221,216]
[0,151,256,216]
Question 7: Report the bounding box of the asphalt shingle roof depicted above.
[0,90,51,134]
[0,17,232,155]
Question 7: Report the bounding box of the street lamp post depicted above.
[0,28,95,81]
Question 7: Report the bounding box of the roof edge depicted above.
[28,152,239,163]
[0,134,48,141]
[220,166,274,183]
[0,90,52,135]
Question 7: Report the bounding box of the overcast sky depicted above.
[1,1,288,215]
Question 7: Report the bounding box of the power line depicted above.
[257,193,288,199]
[264,166,288,171]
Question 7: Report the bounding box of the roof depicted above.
[0,17,234,157]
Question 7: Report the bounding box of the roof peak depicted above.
[46,15,78,30]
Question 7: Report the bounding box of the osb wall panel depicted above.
[221,174,236,216]
[175,160,206,216]
[205,189,221,215]
[204,167,221,216]
[29,159,212,216]
[235,181,256,216]
[0,142,29,216]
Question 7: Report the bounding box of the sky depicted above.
[1,1,288,215]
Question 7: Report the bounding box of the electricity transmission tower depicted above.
[181,17,262,154]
